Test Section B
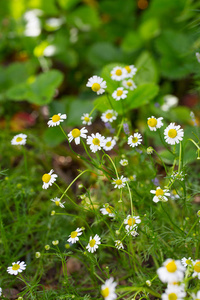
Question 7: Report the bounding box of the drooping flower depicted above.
[50,197,65,208]
[81,113,93,125]
[86,133,105,153]
[164,123,184,145]
[112,176,127,189]
[147,116,163,131]
[101,110,118,123]
[110,66,126,81]
[103,137,116,151]
[112,87,128,101]
[86,76,107,95]
[124,65,137,78]
[7,261,26,275]
[68,127,88,145]
[86,234,101,253]
[127,133,142,147]
[47,113,67,127]
[150,186,170,203]
[122,79,137,90]
[42,169,58,189]
[11,134,27,146]
[67,228,83,244]
[157,259,185,283]
[100,204,115,217]
[115,240,124,250]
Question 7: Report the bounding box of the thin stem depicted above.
[106,92,114,110]
[22,146,29,180]
[101,153,118,178]
[178,142,182,173]
[126,181,134,218]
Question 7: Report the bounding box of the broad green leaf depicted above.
[67,5,100,29]
[66,99,95,126]
[57,0,80,10]
[139,18,160,41]
[43,127,66,147]
[121,31,143,52]
[135,51,159,84]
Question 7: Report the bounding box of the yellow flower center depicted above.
[155,189,164,197]
[42,174,51,183]
[106,207,112,213]
[101,287,109,297]
[55,201,60,206]
[84,117,90,122]
[168,129,177,138]
[16,137,23,142]
[115,179,122,185]
[147,118,157,127]
[89,239,96,247]
[71,231,78,238]
[127,217,136,226]
[115,69,122,76]
[194,262,200,272]
[125,66,131,73]
[12,264,20,271]
[168,293,177,300]
[92,138,100,146]
[105,113,113,119]
[127,81,133,87]
[116,90,123,97]
[52,114,61,123]
[106,141,112,147]
[72,128,81,138]
[166,260,177,273]
[132,137,138,143]
[92,83,100,92]
[186,259,191,265]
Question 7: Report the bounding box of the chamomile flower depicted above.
[112,176,127,189]
[52,240,59,245]
[126,227,139,237]
[110,66,126,81]
[86,133,105,153]
[103,137,116,151]
[42,169,58,189]
[7,261,26,275]
[0,288,2,296]
[124,215,141,231]
[68,127,88,145]
[101,277,117,300]
[122,79,137,90]
[161,285,186,300]
[147,116,163,131]
[50,197,65,208]
[101,110,118,123]
[67,228,83,244]
[86,234,101,253]
[115,240,124,250]
[164,123,184,145]
[150,186,170,203]
[47,113,67,127]
[11,134,27,145]
[127,133,142,147]
[86,75,107,95]
[100,204,115,217]
[124,65,137,78]
[171,171,185,181]
[120,159,128,166]
[193,260,200,279]
[193,291,200,300]
[157,259,185,283]
[81,113,93,125]
[112,87,128,101]
[181,257,193,267]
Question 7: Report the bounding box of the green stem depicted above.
[158,129,175,156]
[186,219,199,237]
[126,181,134,218]
[106,92,114,110]
[178,141,182,173]
[101,153,118,178]
[22,146,29,179]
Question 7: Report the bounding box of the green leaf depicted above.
[121,31,143,52]
[67,5,100,29]
[66,99,95,126]
[139,18,160,41]
[43,127,66,147]
[135,51,159,84]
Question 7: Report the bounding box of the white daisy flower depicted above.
[67,228,83,244]
[124,65,137,78]
[7,261,26,275]
[120,159,128,166]
[86,234,101,253]
[115,240,124,250]
[193,260,200,279]
[164,123,184,145]
[103,137,116,151]
[129,174,136,181]
[101,110,118,123]
[126,227,139,237]
[162,285,186,300]
[47,113,67,127]
[147,116,163,131]
[42,169,58,189]
[196,52,200,63]
[157,259,185,283]
[86,133,105,153]
[68,127,88,145]
[110,66,126,81]
[86,75,107,95]
[81,113,93,125]
[112,175,127,189]
[100,204,115,217]
[112,87,128,101]
[193,291,200,300]
[124,215,141,231]
[127,133,142,147]
[50,197,65,208]
[122,79,137,90]
[181,257,193,267]
[101,277,117,300]
[11,133,27,145]
[0,287,2,296]
[150,186,170,203]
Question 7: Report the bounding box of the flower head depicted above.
[164,123,184,145]
[67,228,83,244]
[161,285,186,300]
[11,134,27,146]
[86,234,101,253]
[126,227,139,237]
[150,186,170,203]
[86,76,107,95]
[68,127,88,145]
[157,259,185,283]
[127,133,142,147]
[122,79,137,90]
[47,113,67,127]
[112,176,127,189]
[52,240,59,245]
[124,65,137,78]
[103,137,116,151]
[110,66,126,81]
[7,261,26,275]
[124,215,141,231]
[115,240,124,250]
[101,110,118,123]
[112,87,128,101]
[193,260,200,279]
[87,133,105,153]
[100,204,115,217]
[120,159,128,166]
[81,113,93,125]
[101,277,117,300]
[50,197,65,208]
[42,169,58,189]
[147,116,163,131]
[181,257,193,267]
